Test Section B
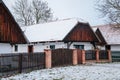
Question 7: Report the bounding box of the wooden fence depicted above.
[99,50,108,59]
[85,50,96,60]
[111,51,120,62]
[77,50,82,64]
[77,49,111,64]
[0,49,111,78]
[85,50,108,60]
[0,52,45,77]
[52,49,73,67]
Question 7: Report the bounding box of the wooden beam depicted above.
[66,42,73,49]
[91,42,97,49]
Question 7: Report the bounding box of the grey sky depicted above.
[3,0,106,26]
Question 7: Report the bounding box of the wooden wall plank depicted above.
[63,23,99,42]
[0,3,27,44]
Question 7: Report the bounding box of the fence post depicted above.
[96,49,99,62]
[44,49,52,69]
[81,50,85,64]
[107,50,112,62]
[18,54,22,73]
[73,49,78,65]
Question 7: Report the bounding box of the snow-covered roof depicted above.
[22,18,88,42]
[93,24,120,45]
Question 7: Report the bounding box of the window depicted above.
[74,45,84,49]
[28,45,33,53]
[50,45,55,50]
[14,45,18,52]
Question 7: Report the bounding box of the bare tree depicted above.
[32,0,53,24]
[96,0,120,27]
[13,0,34,26]
[13,0,53,26]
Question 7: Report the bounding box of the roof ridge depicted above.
[22,18,88,27]
[92,24,113,28]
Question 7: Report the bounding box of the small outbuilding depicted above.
[94,24,120,61]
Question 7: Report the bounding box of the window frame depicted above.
[74,45,84,50]
[14,45,18,52]
[50,45,55,50]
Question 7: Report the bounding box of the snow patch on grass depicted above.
[1,63,120,80]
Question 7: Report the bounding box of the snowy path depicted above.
[1,63,120,80]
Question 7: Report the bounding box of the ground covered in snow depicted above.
[1,62,120,80]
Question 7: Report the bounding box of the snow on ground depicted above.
[1,62,120,80]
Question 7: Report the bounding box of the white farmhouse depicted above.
[15,18,99,53]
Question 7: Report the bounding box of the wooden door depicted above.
[28,45,33,53]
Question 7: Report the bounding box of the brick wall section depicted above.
[44,49,52,69]
[73,49,78,65]
[108,50,112,62]
[44,49,112,68]
[96,49,99,62]
[96,50,112,63]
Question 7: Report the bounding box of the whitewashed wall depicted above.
[0,43,12,54]
[15,44,28,53]
[16,42,94,53]
[1,42,119,53]
[70,42,94,50]
[33,42,66,52]
[16,42,66,53]
[96,45,105,50]
[96,45,120,51]
[111,45,120,51]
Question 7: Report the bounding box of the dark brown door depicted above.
[28,45,33,53]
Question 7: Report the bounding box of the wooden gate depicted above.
[52,49,73,67]
[77,50,83,64]
[85,50,96,60]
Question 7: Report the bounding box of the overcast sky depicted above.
[3,0,106,26]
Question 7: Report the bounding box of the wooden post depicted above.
[81,50,85,64]
[18,54,22,73]
[44,49,52,69]
[96,49,99,62]
[108,50,112,62]
[73,49,78,65]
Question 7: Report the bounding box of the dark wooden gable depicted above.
[95,28,107,45]
[63,22,99,42]
[0,1,27,44]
